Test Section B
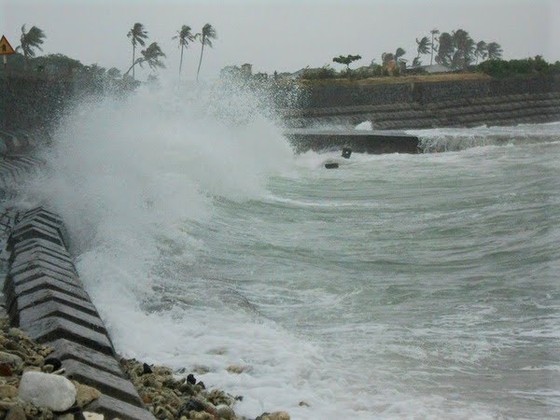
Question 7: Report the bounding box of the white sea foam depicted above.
[14,83,560,419]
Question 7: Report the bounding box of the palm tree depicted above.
[430,28,439,65]
[124,42,166,77]
[474,41,488,64]
[486,42,503,60]
[415,36,430,67]
[436,32,453,66]
[173,25,195,77]
[195,23,217,82]
[127,23,148,79]
[18,25,46,70]
[452,29,475,69]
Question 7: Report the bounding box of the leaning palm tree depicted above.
[195,23,217,82]
[127,23,149,79]
[172,25,195,77]
[415,36,430,66]
[18,25,46,70]
[486,42,503,60]
[474,41,488,64]
[124,42,166,77]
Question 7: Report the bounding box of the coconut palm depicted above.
[127,23,149,79]
[18,25,46,70]
[452,29,475,69]
[474,41,488,64]
[486,42,503,60]
[124,42,165,77]
[430,28,439,65]
[435,32,453,66]
[173,25,195,77]
[195,23,217,82]
[415,36,430,66]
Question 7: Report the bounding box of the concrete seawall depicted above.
[283,75,560,129]
[1,154,155,419]
[284,129,420,154]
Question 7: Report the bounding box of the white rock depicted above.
[83,412,104,420]
[18,371,77,412]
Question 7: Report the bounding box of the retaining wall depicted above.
[286,75,560,129]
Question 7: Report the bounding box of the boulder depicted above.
[18,371,77,412]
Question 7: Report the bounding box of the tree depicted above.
[124,42,165,76]
[414,36,430,67]
[127,23,148,79]
[18,25,46,70]
[382,48,406,75]
[451,29,475,69]
[487,42,503,60]
[435,32,454,66]
[474,41,487,64]
[173,25,195,77]
[430,28,439,65]
[332,54,362,71]
[195,23,217,82]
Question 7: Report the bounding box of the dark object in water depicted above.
[325,162,339,169]
[342,147,352,159]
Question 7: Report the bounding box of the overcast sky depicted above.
[2,0,559,81]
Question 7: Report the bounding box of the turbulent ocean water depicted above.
[13,85,560,419]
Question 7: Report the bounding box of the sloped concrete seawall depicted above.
[284,75,560,129]
[1,155,156,419]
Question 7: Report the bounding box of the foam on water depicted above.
[408,122,560,152]
[13,83,560,419]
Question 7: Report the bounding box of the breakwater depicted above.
[284,129,420,154]
[1,153,156,419]
[283,74,560,129]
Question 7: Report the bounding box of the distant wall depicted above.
[299,75,560,109]
[0,75,73,132]
[286,75,560,129]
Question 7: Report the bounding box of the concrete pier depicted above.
[284,129,420,154]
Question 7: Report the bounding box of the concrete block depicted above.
[8,224,64,249]
[4,275,89,315]
[7,267,80,289]
[12,238,71,260]
[21,207,64,225]
[23,316,114,355]
[12,248,74,267]
[7,275,89,302]
[48,338,124,377]
[18,301,107,335]
[9,259,78,280]
[62,359,142,406]
[85,394,156,420]
[11,253,77,275]
[11,288,98,318]
[18,210,70,248]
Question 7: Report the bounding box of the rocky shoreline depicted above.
[0,312,290,419]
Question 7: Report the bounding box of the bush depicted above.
[478,56,560,78]
[301,65,338,80]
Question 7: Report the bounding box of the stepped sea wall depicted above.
[284,74,560,129]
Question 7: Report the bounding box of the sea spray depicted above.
[12,82,560,419]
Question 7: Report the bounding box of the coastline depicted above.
[1,155,290,419]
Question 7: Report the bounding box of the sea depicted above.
[11,83,560,419]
